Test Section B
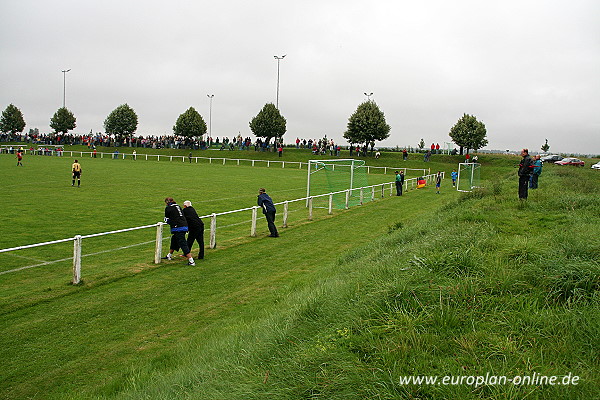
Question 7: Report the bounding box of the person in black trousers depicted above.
[163,197,195,266]
[395,170,404,196]
[183,200,204,260]
[518,148,534,200]
[257,188,279,237]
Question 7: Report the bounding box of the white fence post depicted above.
[345,190,350,209]
[72,235,82,285]
[154,222,163,264]
[308,197,313,220]
[209,213,217,249]
[360,188,364,205]
[251,207,257,237]
[328,194,333,215]
[371,186,375,202]
[283,201,289,227]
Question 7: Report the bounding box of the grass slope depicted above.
[115,165,599,399]
[1,152,598,399]
[0,151,454,399]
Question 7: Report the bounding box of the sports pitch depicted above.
[0,153,401,309]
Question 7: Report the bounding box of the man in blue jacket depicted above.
[257,188,279,237]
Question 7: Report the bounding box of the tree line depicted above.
[1,102,495,154]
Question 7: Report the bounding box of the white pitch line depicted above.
[0,240,155,276]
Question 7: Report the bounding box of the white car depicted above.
[592,162,600,170]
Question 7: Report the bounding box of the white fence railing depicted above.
[2,148,430,175]
[0,173,442,284]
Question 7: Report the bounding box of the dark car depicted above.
[555,158,585,167]
[541,154,563,163]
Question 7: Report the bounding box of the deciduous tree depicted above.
[50,107,76,135]
[173,107,207,139]
[0,104,26,134]
[448,113,488,154]
[249,103,286,146]
[343,101,390,153]
[104,104,138,139]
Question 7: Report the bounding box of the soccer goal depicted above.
[307,159,369,209]
[456,162,481,192]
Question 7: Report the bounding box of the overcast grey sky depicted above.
[1,0,599,154]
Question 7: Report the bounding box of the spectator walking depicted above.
[257,188,279,237]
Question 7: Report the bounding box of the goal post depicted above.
[456,162,481,192]
[307,159,368,209]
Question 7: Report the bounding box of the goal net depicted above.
[307,159,369,209]
[456,162,481,192]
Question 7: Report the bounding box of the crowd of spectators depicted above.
[1,131,393,158]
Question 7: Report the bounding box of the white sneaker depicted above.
[187,261,196,266]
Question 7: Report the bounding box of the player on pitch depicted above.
[72,159,82,187]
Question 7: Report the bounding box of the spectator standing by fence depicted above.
[162,197,195,266]
[183,200,204,260]
[257,188,279,237]
[395,170,404,196]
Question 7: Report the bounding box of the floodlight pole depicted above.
[62,69,71,108]
[364,92,373,102]
[207,94,214,140]
[274,55,286,109]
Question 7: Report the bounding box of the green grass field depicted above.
[0,148,598,399]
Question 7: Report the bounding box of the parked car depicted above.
[591,161,600,170]
[555,158,585,167]
[541,154,563,163]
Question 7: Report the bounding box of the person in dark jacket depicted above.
[163,197,195,265]
[257,188,279,237]
[518,149,534,199]
[183,200,204,260]
[395,170,404,196]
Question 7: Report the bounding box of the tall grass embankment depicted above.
[109,164,600,399]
